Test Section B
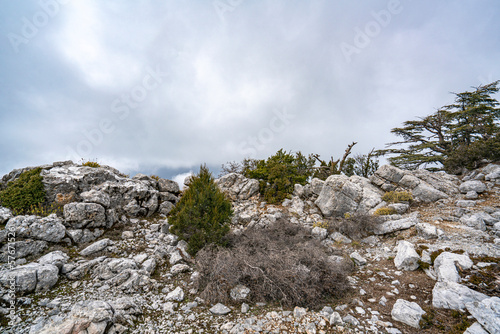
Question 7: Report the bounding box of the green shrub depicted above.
[381,191,413,203]
[169,165,233,256]
[0,168,46,215]
[243,149,315,204]
[374,207,397,216]
[81,159,101,168]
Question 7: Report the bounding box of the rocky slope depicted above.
[0,161,499,333]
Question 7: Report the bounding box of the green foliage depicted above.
[243,149,316,203]
[380,80,500,172]
[343,149,380,178]
[169,165,233,256]
[374,207,397,216]
[0,168,46,215]
[381,191,413,203]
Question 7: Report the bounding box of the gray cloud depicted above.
[1,0,499,179]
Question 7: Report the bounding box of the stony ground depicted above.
[0,163,499,334]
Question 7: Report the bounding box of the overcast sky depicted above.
[1,0,499,182]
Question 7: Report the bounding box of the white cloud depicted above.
[173,171,193,190]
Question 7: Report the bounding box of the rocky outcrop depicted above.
[370,165,460,202]
[215,173,260,200]
[315,175,384,217]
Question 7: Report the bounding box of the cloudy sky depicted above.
[1,0,499,181]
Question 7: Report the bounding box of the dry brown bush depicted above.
[327,214,382,240]
[194,219,353,308]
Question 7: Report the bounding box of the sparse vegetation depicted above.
[243,149,315,204]
[80,159,101,168]
[374,207,397,216]
[194,220,353,308]
[169,165,233,256]
[381,191,413,203]
[0,168,46,215]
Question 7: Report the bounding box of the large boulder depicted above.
[434,252,473,283]
[432,281,488,310]
[315,175,383,217]
[0,263,58,297]
[460,180,487,194]
[215,173,260,200]
[374,214,420,235]
[466,297,500,334]
[5,214,66,243]
[0,239,48,262]
[64,203,106,229]
[394,241,420,271]
[370,165,459,203]
[391,299,426,328]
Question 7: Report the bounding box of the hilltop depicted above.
[0,160,499,334]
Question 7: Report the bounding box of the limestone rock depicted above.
[64,202,106,229]
[350,251,367,266]
[434,252,473,283]
[416,222,443,239]
[391,299,426,328]
[460,214,486,231]
[37,251,69,270]
[0,206,13,224]
[394,241,420,271]
[80,238,114,256]
[230,285,250,301]
[0,263,58,296]
[315,175,383,217]
[374,215,419,235]
[0,239,48,262]
[464,322,489,334]
[210,303,231,315]
[80,189,111,207]
[158,178,180,194]
[311,227,328,240]
[166,287,184,302]
[460,180,487,194]
[465,296,500,334]
[432,281,488,310]
[215,173,260,200]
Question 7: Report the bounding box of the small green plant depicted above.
[382,191,413,203]
[80,159,101,168]
[0,168,46,215]
[374,207,397,216]
[169,165,233,256]
[343,212,352,219]
[150,175,160,181]
[312,221,329,229]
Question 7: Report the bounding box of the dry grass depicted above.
[327,214,383,240]
[194,219,353,308]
